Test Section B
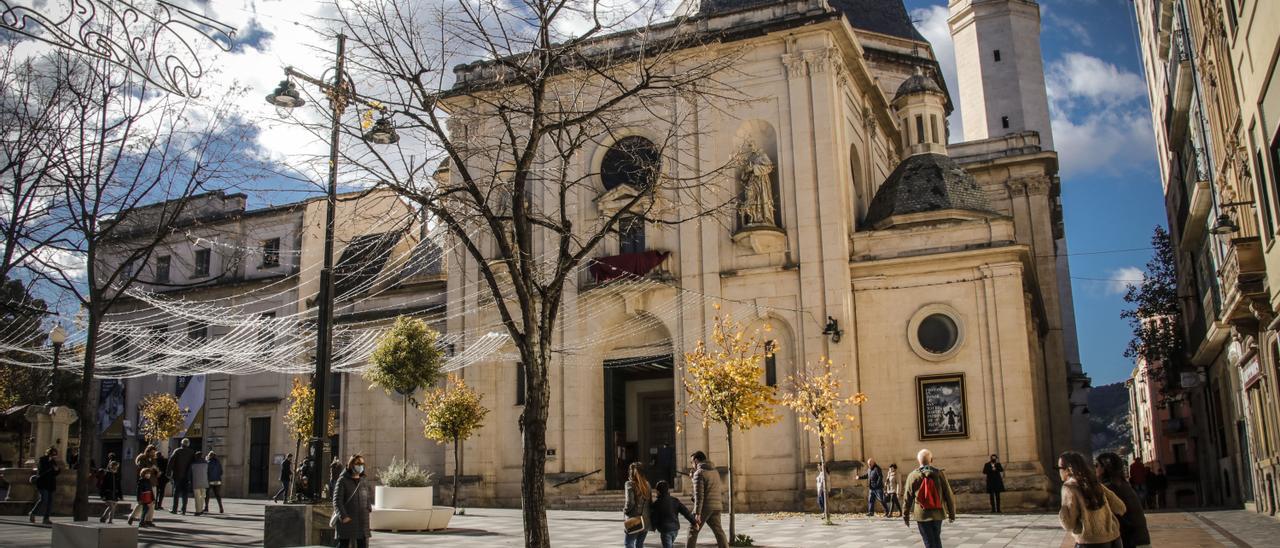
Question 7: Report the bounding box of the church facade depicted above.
[445,0,1089,511]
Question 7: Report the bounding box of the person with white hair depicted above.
[904,449,956,548]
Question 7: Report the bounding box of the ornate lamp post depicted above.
[267,34,398,501]
[45,324,68,407]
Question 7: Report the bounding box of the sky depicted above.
[13,0,1165,386]
[904,0,1167,386]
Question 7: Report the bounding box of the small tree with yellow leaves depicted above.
[780,359,867,524]
[367,316,446,459]
[283,377,338,500]
[421,374,489,512]
[139,392,187,445]
[683,310,779,540]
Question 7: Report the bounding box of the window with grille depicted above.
[193,249,210,277]
[262,238,281,268]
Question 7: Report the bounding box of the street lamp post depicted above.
[266,34,398,501]
[45,324,68,407]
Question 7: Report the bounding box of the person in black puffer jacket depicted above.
[649,481,695,548]
[99,458,123,523]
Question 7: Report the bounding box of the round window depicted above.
[917,314,959,355]
[601,136,660,190]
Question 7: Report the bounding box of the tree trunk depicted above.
[452,438,461,511]
[520,356,550,548]
[72,303,101,521]
[819,436,830,524]
[726,425,735,542]
[403,396,408,460]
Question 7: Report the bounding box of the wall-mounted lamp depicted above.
[822,316,843,343]
[1210,201,1257,235]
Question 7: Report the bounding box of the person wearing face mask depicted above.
[332,454,373,548]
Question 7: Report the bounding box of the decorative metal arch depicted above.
[0,0,237,97]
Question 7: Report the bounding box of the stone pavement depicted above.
[1,498,1279,547]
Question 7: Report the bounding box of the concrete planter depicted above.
[52,522,137,548]
[370,485,452,532]
[263,503,334,548]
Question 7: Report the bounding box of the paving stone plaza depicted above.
[2,499,1280,547]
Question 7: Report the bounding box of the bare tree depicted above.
[24,50,255,521]
[313,1,748,545]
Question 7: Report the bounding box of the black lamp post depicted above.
[45,324,68,407]
[267,34,397,501]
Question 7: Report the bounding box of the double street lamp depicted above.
[266,34,398,501]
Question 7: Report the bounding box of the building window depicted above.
[188,321,208,341]
[764,340,777,387]
[516,362,526,406]
[122,259,136,280]
[618,215,645,254]
[993,49,1001,62]
[1257,149,1277,238]
[901,118,909,148]
[1001,116,1010,129]
[259,312,276,349]
[601,136,660,190]
[156,255,171,284]
[261,238,280,268]
[930,115,940,144]
[1271,128,1280,230]
[915,115,925,144]
[917,314,960,355]
[329,371,343,410]
[149,326,167,362]
[193,248,210,278]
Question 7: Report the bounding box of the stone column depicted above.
[24,405,79,465]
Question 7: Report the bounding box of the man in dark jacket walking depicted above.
[904,449,956,548]
[273,454,294,503]
[858,458,887,517]
[686,451,727,548]
[167,438,196,514]
[28,446,61,524]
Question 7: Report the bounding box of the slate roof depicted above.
[696,0,926,42]
[893,71,944,101]
[863,153,997,228]
[334,231,404,298]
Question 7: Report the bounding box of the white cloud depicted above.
[1106,266,1145,295]
[1052,106,1156,178]
[1047,53,1146,108]
[27,248,87,280]
[911,5,964,140]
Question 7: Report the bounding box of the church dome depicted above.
[893,72,945,102]
[863,153,996,229]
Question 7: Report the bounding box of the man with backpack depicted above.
[904,448,956,548]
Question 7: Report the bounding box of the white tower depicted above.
[947,0,1054,150]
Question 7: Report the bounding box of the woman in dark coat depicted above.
[99,459,123,523]
[983,454,1006,513]
[649,480,695,548]
[28,446,60,524]
[332,454,372,548]
[1096,452,1151,548]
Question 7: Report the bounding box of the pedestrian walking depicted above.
[99,458,122,523]
[885,463,903,517]
[127,468,156,527]
[206,451,225,513]
[332,454,373,548]
[1127,458,1146,508]
[190,452,209,516]
[329,456,344,499]
[623,462,653,548]
[1149,468,1167,509]
[1057,451,1125,548]
[649,480,695,548]
[273,453,294,503]
[904,448,956,548]
[858,458,887,517]
[815,463,828,514]
[983,454,1005,513]
[28,446,60,524]
[1096,452,1150,548]
[685,450,727,548]
[167,438,195,514]
[154,450,170,509]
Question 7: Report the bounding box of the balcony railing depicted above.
[1219,236,1267,324]
[580,250,674,290]
[1165,26,1193,145]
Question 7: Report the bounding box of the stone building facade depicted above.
[443,0,1087,511]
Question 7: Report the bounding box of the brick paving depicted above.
[3,498,1280,547]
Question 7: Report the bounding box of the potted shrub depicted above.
[371,458,451,531]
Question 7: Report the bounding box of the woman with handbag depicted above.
[623,462,653,548]
[332,454,372,548]
[128,468,156,527]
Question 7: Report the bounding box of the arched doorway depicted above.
[600,317,676,490]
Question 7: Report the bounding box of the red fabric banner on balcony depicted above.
[590,251,669,284]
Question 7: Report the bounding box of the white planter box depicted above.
[369,507,453,532]
[374,485,433,511]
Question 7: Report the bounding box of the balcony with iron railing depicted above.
[1165,25,1193,146]
[1219,236,1267,325]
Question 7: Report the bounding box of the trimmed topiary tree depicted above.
[367,316,446,458]
[421,374,489,512]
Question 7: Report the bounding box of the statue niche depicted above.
[732,141,786,254]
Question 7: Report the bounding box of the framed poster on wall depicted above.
[917,374,968,440]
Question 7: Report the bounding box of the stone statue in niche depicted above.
[738,142,778,227]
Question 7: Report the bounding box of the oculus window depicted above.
[601,136,660,190]
[917,314,959,355]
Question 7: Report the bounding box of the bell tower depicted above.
[947,0,1054,150]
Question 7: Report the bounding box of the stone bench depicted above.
[52,522,137,548]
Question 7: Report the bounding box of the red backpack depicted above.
[915,467,943,510]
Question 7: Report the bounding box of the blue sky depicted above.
[906,0,1167,386]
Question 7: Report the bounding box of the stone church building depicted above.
[444,0,1091,511]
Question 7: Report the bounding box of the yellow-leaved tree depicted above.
[139,392,187,445]
[421,374,490,513]
[780,359,867,524]
[367,316,445,459]
[683,309,779,540]
[283,377,338,501]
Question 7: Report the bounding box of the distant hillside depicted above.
[1089,382,1132,457]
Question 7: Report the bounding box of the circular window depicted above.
[601,136,660,190]
[917,314,958,355]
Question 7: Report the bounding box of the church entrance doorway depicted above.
[603,356,676,490]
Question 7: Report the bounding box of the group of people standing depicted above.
[1126,459,1169,509]
[120,438,225,527]
[1056,451,1151,548]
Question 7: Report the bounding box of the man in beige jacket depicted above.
[686,451,728,548]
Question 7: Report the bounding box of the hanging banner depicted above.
[97,380,125,436]
[176,374,206,437]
